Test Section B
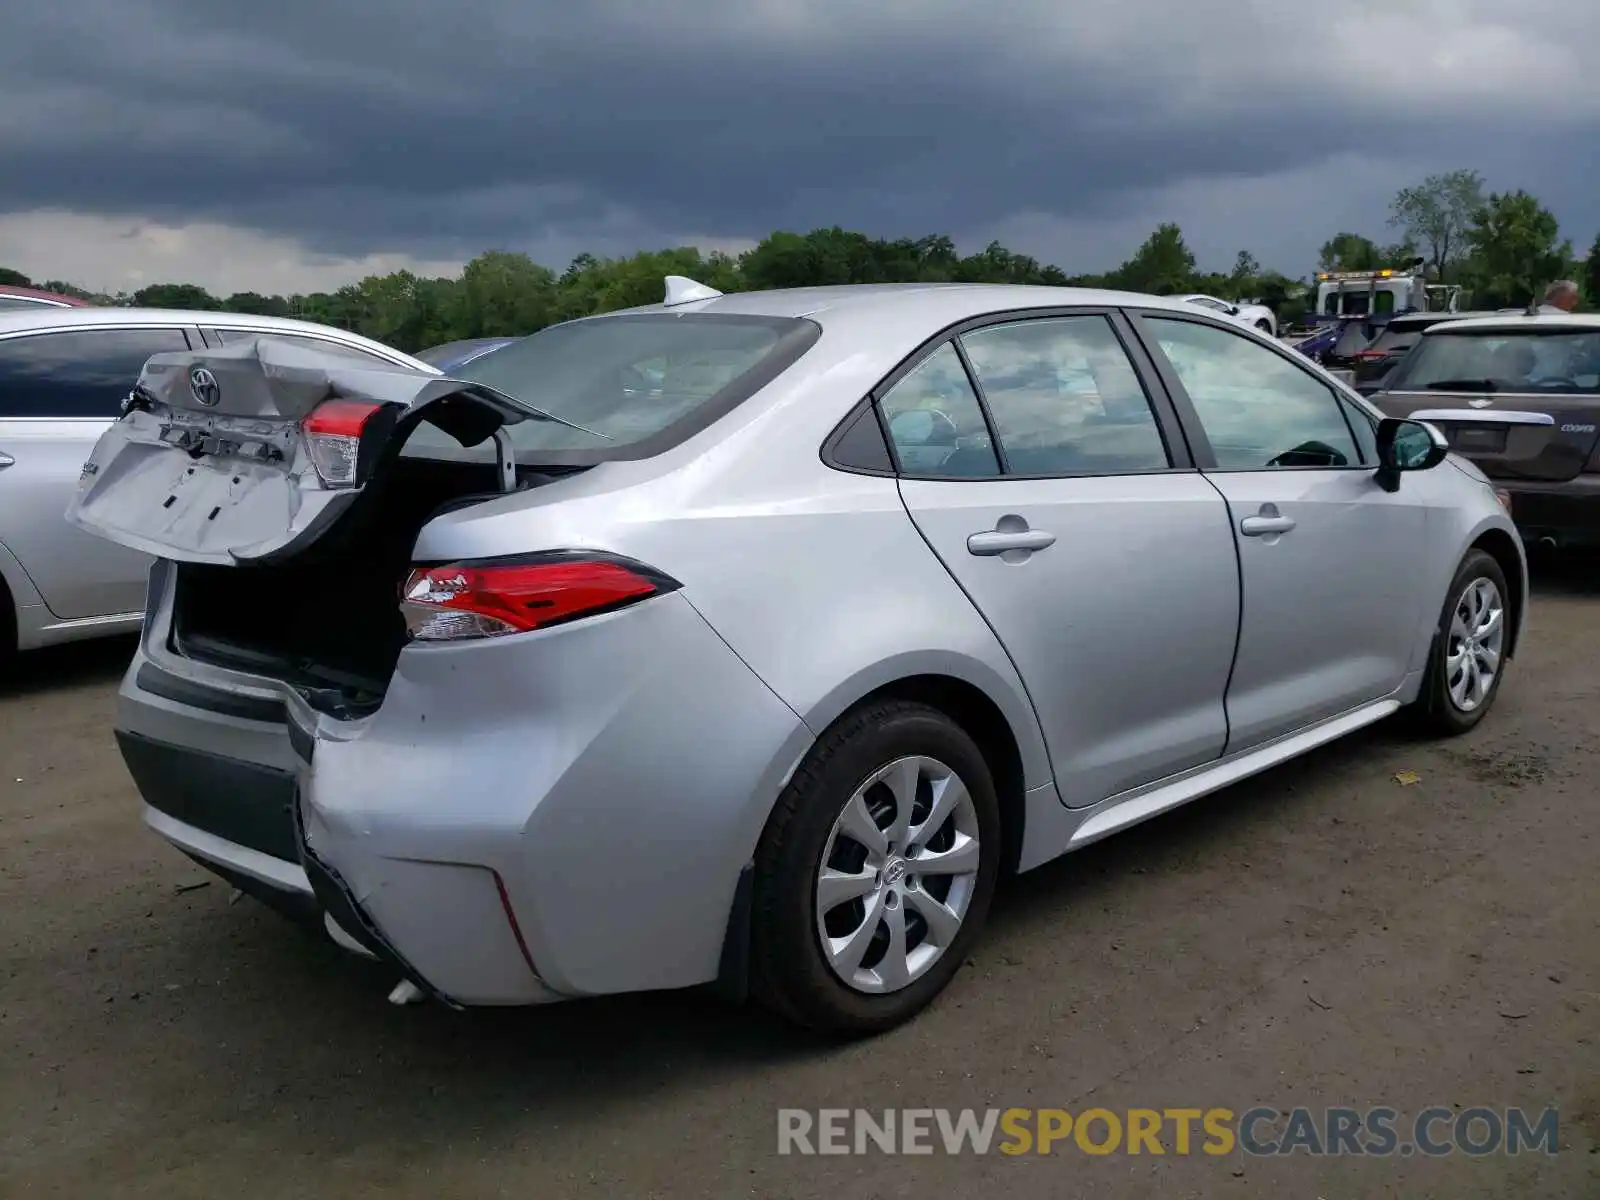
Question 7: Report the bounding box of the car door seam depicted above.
[891,477,1062,790]
[1196,471,1245,756]
[674,591,813,736]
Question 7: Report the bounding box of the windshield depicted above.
[413,312,819,458]
[1389,329,1600,394]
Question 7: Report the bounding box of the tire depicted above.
[0,574,15,674]
[1255,318,1274,334]
[1412,549,1511,736]
[750,699,1001,1037]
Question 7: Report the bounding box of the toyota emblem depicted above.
[189,366,221,408]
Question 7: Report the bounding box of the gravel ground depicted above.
[2,559,1597,1198]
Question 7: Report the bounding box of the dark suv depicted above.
[1368,313,1600,548]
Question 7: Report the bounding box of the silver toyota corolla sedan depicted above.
[68,279,1527,1036]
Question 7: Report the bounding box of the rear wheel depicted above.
[1413,549,1510,736]
[750,700,1001,1036]
[0,574,15,673]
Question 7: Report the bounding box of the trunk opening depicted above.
[168,453,584,719]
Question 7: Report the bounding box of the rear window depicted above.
[439,312,819,457]
[1389,328,1600,395]
[1366,324,1426,354]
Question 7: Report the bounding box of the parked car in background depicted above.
[0,307,433,660]
[70,279,1525,1035]
[1179,294,1278,337]
[0,285,91,313]
[1369,312,1600,550]
[1342,311,1503,395]
[414,336,519,372]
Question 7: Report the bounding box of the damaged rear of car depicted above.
[70,319,823,1007]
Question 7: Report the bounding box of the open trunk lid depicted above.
[65,336,543,566]
[1371,388,1600,483]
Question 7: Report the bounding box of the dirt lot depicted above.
[3,563,1598,1199]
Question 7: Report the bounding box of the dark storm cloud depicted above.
[4,0,1599,267]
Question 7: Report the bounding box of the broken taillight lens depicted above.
[400,553,680,642]
[303,400,383,487]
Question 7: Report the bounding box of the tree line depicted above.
[4,169,1595,354]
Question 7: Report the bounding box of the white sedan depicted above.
[1180,294,1278,338]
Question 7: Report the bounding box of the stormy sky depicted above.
[3,0,1597,293]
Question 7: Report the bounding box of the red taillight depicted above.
[303,399,383,488]
[401,553,678,641]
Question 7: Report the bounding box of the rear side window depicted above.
[452,313,818,455]
[958,315,1171,474]
[880,341,999,477]
[0,328,190,417]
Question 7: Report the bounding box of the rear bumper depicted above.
[113,588,810,1007]
[1498,474,1600,547]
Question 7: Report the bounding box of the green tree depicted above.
[1389,169,1484,281]
[131,282,219,309]
[1582,232,1600,308]
[1464,190,1571,309]
[222,291,293,317]
[0,267,32,287]
[1317,232,1383,273]
[456,251,557,337]
[1227,250,1261,298]
[1108,224,1196,294]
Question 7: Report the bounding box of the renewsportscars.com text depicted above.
[777,1106,1560,1157]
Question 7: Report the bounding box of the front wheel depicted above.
[750,700,1001,1036]
[1255,318,1274,334]
[1413,549,1511,736]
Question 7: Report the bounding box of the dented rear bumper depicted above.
[112,585,809,1008]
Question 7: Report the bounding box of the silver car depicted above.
[69,280,1527,1035]
[0,307,433,659]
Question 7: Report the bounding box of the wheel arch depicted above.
[1469,526,1525,659]
[846,673,1031,877]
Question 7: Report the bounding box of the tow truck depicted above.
[1288,258,1464,378]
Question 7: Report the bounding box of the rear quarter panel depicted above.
[410,322,1055,795]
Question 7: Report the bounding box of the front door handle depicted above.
[967,528,1056,556]
[1239,503,1296,537]
[0,451,13,469]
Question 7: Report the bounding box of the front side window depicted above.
[1143,316,1361,470]
[958,316,1171,475]
[0,328,189,417]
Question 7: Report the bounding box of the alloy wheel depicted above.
[1446,577,1505,713]
[814,755,981,994]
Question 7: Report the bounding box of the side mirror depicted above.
[1374,417,1448,492]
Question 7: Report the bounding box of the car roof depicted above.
[0,305,431,368]
[606,282,1218,330]
[1384,310,1498,328]
[1419,312,1600,335]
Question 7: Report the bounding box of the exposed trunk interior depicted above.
[169,453,582,718]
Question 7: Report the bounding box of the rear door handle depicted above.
[967,528,1056,555]
[0,451,13,469]
[1240,514,1295,536]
